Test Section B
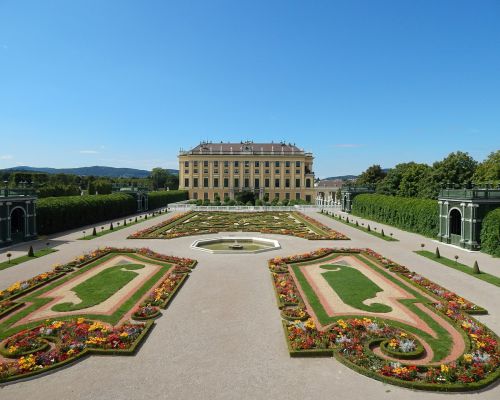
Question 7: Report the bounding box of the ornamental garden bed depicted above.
[128,211,349,240]
[0,248,197,383]
[269,248,499,391]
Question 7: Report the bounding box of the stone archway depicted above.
[10,207,26,241]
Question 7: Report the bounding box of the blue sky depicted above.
[0,0,499,177]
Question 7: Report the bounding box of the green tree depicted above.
[151,168,169,190]
[398,163,432,198]
[356,165,386,186]
[377,163,417,195]
[425,151,478,198]
[472,150,500,184]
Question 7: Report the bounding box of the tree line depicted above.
[0,167,179,198]
[354,150,499,199]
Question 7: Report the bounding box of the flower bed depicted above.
[0,319,151,383]
[270,248,500,391]
[128,211,349,241]
[0,248,197,383]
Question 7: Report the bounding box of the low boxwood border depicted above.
[379,338,425,360]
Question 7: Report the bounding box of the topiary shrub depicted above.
[367,224,371,232]
[480,208,500,257]
[92,227,97,236]
[435,247,440,258]
[473,260,481,274]
[27,246,34,257]
[110,223,114,230]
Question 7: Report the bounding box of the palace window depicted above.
[203,178,209,188]
[275,178,280,188]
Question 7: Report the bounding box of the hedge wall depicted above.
[37,193,136,235]
[480,208,500,257]
[351,194,439,238]
[148,190,187,209]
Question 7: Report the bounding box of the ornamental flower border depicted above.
[269,248,500,391]
[128,211,349,241]
[0,248,197,383]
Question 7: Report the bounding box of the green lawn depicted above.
[320,264,392,313]
[0,248,58,272]
[291,253,455,362]
[320,212,398,241]
[0,252,173,338]
[52,263,145,312]
[415,250,500,287]
[78,212,168,240]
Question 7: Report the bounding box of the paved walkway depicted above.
[0,211,499,400]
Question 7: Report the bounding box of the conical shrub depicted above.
[110,223,114,230]
[92,227,97,236]
[27,246,34,257]
[472,261,480,274]
[435,247,440,258]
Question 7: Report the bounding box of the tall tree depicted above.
[426,151,478,198]
[472,150,500,184]
[398,163,432,198]
[357,165,386,186]
[151,167,169,190]
[377,162,418,195]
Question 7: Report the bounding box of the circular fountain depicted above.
[191,237,280,254]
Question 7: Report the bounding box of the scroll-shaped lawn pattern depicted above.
[52,263,145,312]
[270,248,500,391]
[0,248,197,383]
[320,263,392,313]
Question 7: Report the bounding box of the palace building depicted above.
[178,141,315,203]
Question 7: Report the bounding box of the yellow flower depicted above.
[119,332,129,338]
[7,282,21,293]
[337,319,348,330]
[51,321,64,329]
[463,353,473,363]
[18,354,36,371]
[67,349,76,356]
[304,318,316,330]
[399,332,407,337]
[88,322,106,331]
[77,317,85,324]
[440,364,449,374]
[8,345,18,354]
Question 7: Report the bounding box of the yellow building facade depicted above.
[178,141,315,203]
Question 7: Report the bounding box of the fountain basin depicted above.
[190,237,281,254]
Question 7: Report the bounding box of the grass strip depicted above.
[77,212,168,240]
[320,212,398,241]
[0,248,58,271]
[415,250,500,288]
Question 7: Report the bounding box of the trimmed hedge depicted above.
[147,190,188,209]
[37,194,136,234]
[480,208,500,257]
[351,194,438,238]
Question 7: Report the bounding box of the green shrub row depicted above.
[480,208,500,257]
[351,194,439,237]
[147,190,187,209]
[37,194,137,234]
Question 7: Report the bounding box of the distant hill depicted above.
[3,166,179,178]
[324,168,390,181]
